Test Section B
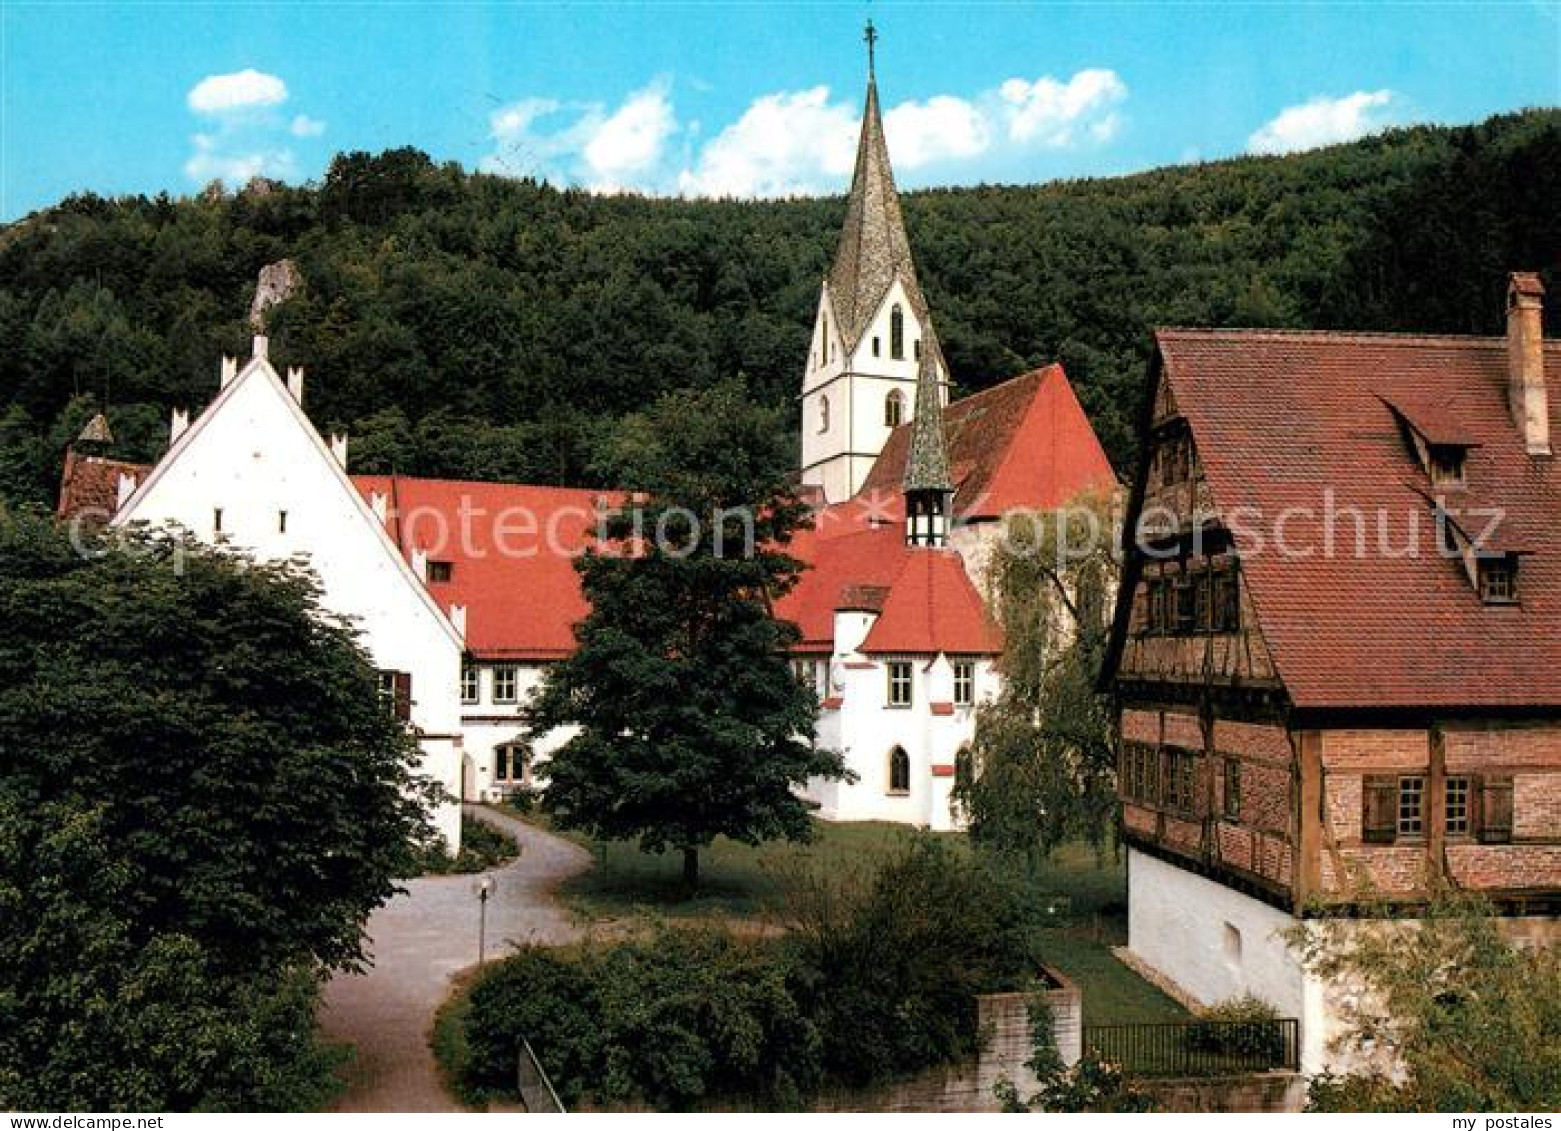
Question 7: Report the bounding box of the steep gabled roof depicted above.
[904,327,953,493]
[1152,327,1561,711]
[861,364,1117,519]
[827,74,933,356]
[860,548,1001,654]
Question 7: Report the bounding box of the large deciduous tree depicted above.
[953,490,1120,867]
[0,509,437,1110]
[526,379,847,890]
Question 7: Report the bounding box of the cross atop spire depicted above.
[864,19,878,78]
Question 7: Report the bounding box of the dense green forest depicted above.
[0,108,1556,506]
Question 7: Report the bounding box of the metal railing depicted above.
[517,1038,566,1113]
[1084,1018,1300,1078]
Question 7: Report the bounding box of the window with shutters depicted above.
[1479,776,1514,844]
[1445,776,1471,837]
[1362,776,1400,843]
[378,670,412,721]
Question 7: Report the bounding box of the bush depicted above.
[1186,994,1286,1062]
[418,815,519,875]
[462,930,821,1109]
[786,834,1040,1087]
[449,836,1046,1109]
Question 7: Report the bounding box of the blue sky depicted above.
[2,1,1558,219]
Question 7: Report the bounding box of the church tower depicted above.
[800,23,947,503]
[903,327,953,546]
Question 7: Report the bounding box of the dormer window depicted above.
[1428,445,1467,488]
[1478,555,1519,604]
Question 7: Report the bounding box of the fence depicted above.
[1083,1018,1299,1078]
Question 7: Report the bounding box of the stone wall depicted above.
[812,966,1081,1112]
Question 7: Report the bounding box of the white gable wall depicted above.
[116,356,463,848]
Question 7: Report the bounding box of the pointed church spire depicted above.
[826,26,935,360]
[904,328,952,547]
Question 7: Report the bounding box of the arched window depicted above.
[888,746,910,794]
[884,389,904,427]
[890,304,905,360]
[819,395,830,433]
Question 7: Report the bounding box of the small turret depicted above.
[904,328,953,547]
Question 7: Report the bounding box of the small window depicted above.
[378,670,412,721]
[493,664,519,704]
[213,507,224,534]
[1121,741,1161,805]
[890,304,905,360]
[952,660,974,706]
[1223,922,1243,966]
[427,560,454,583]
[1398,776,1426,838]
[1445,776,1471,837]
[1193,569,1213,632]
[884,389,905,428]
[461,663,480,705]
[1212,565,1241,632]
[1163,747,1196,813]
[819,395,831,434]
[914,338,922,361]
[1174,574,1197,633]
[1222,757,1241,821]
[278,509,288,534]
[887,661,913,707]
[872,336,881,357]
[1478,556,1518,604]
[792,659,816,692]
[1429,445,1467,487]
[888,746,910,794]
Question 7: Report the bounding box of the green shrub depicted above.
[449,836,1044,1109]
[418,815,519,875]
[786,834,1041,1087]
[1186,994,1286,1061]
[461,930,821,1109]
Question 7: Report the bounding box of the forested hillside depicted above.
[1,108,1556,506]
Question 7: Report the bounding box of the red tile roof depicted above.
[352,475,617,661]
[56,451,150,523]
[1155,327,1561,710]
[859,364,1117,520]
[859,549,1002,655]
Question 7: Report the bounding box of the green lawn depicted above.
[531,814,1187,1026]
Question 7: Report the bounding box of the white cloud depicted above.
[998,69,1127,147]
[483,68,1128,199]
[187,69,288,115]
[183,133,296,183]
[883,95,991,169]
[1247,90,1396,155]
[180,69,325,186]
[582,83,676,188]
[482,82,678,191]
[676,87,857,197]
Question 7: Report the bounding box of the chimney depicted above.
[286,365,304,402]
[170,407,190,444]
[220,356,238,388]
[1507,272,1549,456]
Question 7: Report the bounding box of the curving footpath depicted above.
[319,805,591,1112]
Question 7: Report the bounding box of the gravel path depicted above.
[319,805,591,1112]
